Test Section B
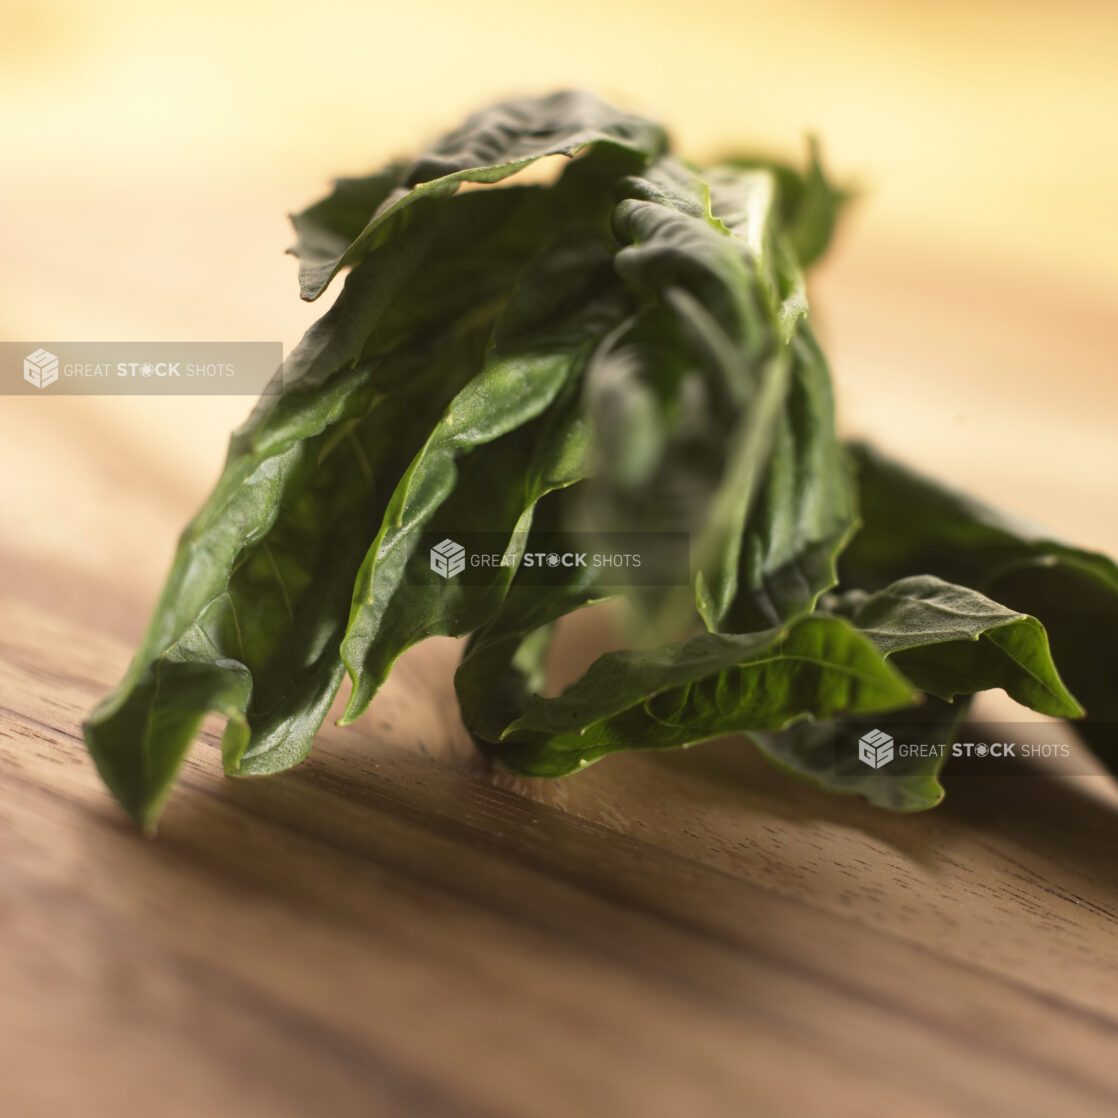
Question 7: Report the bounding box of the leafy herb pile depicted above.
[83,92,1118,829]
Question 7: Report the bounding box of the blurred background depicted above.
[1,0,1115,625]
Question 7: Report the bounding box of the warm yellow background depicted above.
[1,0,1115,599]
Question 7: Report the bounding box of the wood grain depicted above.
[3,535,1118,1116]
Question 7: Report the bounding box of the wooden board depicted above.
[4,571,1118,1117]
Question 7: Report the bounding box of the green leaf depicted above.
[717,572,1080,813]
[602,158,853,634]
[754,697,966,813]
[275,185,554,397]
[712,324,856,632]
[85,311,493,825]
[837,575,1082,717]
[843,444,1118,761]
[701,164,855,632]
[454,516,613,745]
[841,442,1094,590]
[476,614,916,777]
[337,236,634,722]
[989,558,1118,763]
[83,186,561,825]
[702,167,856,631]
[576,155,852,634]
[716,137,849,269]
[288,162,408,298]
[290,90,668,300]
[83,648,254,833]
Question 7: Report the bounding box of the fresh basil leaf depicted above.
[716,138,848,270]
[841,442,1094,589]
[580,158,787,631]
[843,444,1118,759]
[589,157,855,636]
[292,90,668,300]
[287,162,408,297]
[338,237,633,721]
[754,571,1082,810]
[834,575,1082,716]
[478,614,915,777]
[700,163,854,632]
[754,696,966,813]
[83,188,561,825]
[756,571,1081,811]
[579,301,770,538]
[82,648,255,832]
[85,310,495,824]
[713,324,856,632]
[454,514,613,745]
[988,558,1118,763]
[276,186,558,399]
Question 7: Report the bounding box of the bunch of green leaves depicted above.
[83,91,1117,829]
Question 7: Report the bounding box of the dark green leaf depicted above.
[989,558,1118,763]
[287,163,407,298]
[843,444,1118,760]
[754,697,966,812]
[338,237,633,721]
[715,138,849,269]
[581,155,852,634]
[83,187,560,824]
[454,517,612,745]
[837,574,1082,716]
[755,573,1081,810]
[478,614,915,777]
[291,90,668,300]
[711,324,856,632]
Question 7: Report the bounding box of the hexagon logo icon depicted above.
[858,728,894,769]
[429,537,466,579]
[24,348,59,389]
